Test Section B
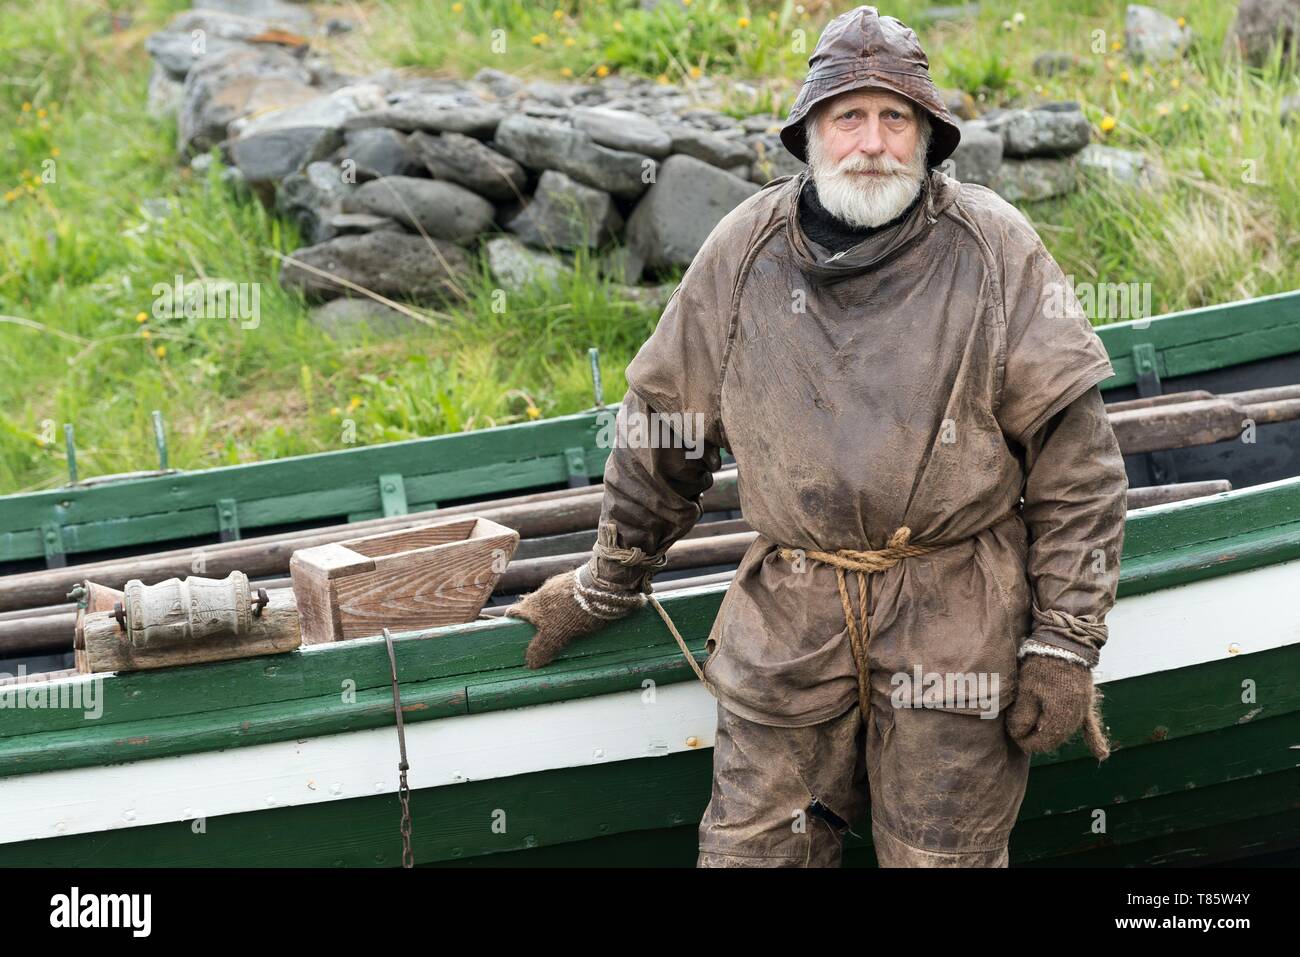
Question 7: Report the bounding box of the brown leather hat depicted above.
[780,5,961,169]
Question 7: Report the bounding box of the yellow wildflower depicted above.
[141,328,152,340]
[21,102,31,112]
[451,2,462,11]
[1180,102,1190,112]
[564,36,575,46]
[348,396,362,411]
[656,73,669,84]
[36,108,46,119]
[560,66,573,77]
[526,404,541,420]
[330,406,341,416]
[595,64,609,77]
[51,147,60,157]
[1176,16,1186,27]
[1100,115,1117,133]
[531,32,549,45]
[135,311,148,323]
[155,345,167,359]
[1119,69,1131,83]
[552,9,564,20]
[613,20,622,32]
[1170,77,1181,90]
[737,17,750,28]
[688,65,702,79]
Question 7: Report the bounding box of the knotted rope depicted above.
[778,527,938,720]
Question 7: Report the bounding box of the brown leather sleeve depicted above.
[1019,385,1128,667]
[590,390,723,590]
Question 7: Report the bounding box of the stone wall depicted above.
[146,0,1200,330]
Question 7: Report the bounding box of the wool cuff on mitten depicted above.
[1018,638,1091,668]
[572,559,648,620]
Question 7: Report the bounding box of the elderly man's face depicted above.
[815,89,922,168]
[806,88,932,230]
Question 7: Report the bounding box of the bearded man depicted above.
[508,5,1129,868]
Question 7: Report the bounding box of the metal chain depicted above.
[383,628,414,869]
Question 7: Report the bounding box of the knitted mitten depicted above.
[1007,641,1111,761]
[507,559,646,669]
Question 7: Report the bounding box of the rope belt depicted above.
[614,513,1025,725]
[777,527,937,719]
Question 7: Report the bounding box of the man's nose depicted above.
[853,117,887,156]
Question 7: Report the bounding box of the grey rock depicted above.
[986,106,1091,157]
[677,107,737,131]
[988,156,1079,202]
[745,132,807,183]
[1226,0,1300,68]
[599,245,647,285]
[408,131,526,201]
[1031,51,1080,76]
[918,3,981,22]
[147,63,185,119]
[342,176,495,242]
[507,170,623,250]
[666,125,755,168]
[494,114,655,200]
[940,88,979,120]
[280,232,470,302]
[627,154,759,271]
[170,8,306,40]
[276,161,356,244]
[1125,4,1193,63]
[521,80,603,108]
[485,236,572,292]
[145,31,251,77]
[230,83,387,138]
[326,213,405,235]
[230,125,342,182]
[192,0,315,29]
[338,127,421,180]
[741,115,783,134]
[1078,144,1166,190]
[1284,93,1300,123]
[473,67,524,99]
[572,106,673,158]
[177,46,310,155]
[343,98,504,137]
[309,298,424,340]
[949,121,1003,185]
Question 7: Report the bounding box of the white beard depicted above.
[806,117,931,229]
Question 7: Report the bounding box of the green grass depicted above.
[1,0,1297,493]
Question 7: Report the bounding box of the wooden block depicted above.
[289,515,519,645]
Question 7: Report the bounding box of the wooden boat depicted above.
[0,290,1297,867]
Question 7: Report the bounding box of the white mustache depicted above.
[833,154,908,176]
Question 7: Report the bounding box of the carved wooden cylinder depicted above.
[122,571,254,649]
